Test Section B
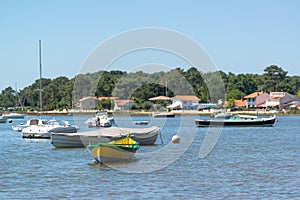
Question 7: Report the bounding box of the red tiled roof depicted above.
[244,92,262,98]
[267,96,280,100]
[234,99,246,107]
[79,96,98,101]
[173,95,200,101]
[148,96,171,101]
[115,100,134,106]
[98,96,118,101]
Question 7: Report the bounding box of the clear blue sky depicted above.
[1,0,299,92]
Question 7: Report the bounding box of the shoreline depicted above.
[20,110,300,116]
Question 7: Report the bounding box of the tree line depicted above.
[1,65,299,111]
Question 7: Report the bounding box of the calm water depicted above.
[0,114,299,199]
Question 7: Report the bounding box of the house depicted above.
[113,100,137,111]
[169,95,200,110]
[77,96,99,110]
[243,92,270,108]
[234,99,247,109]
[266,92,299,109]
[148,96,172,102]
[97,96,118,101]
[148,96,172,105]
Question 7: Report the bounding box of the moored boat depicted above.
[85,112,114,127]
[87,135,140,164]
[211,111,232,119]
[152,112,175,118]
[134,121,149,125]
[195,114,277,127]
[51,126,160,148]
[12,118,47,132]
[49,125,79,134]
[22,119,78,139]
[2,113,26,119]
[0,116,7,123]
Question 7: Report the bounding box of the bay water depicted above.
[0,114,299,199]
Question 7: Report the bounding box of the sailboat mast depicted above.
[39,40,42,114]
[165,81,167,96]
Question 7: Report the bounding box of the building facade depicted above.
[170,95,200,110]
[113,100,137,111]
[243,92,270,108]
[266,92,299,109]
[77,96,99,110]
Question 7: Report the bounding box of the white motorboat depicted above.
[85,112,114,127]
[51,126,160,148]
[12,118,47,132]
[211,111,232,119]
[0,116,7,123]
[2,113,25,119]
[22,119,78,139]
[152,112,175,118]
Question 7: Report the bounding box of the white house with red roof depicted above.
[169,95,200,110]
[77,96,99,110]
[234,99,247,108]
[97,96,118,101]
[113,99,137,111]
[243,92,270,108]
[266,92,299,109]
[148,96,172,102]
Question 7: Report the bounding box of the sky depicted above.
[1,0,299,92]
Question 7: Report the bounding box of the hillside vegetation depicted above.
[1,65,299,111]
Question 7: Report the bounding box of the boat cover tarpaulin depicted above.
[64,126,159,138]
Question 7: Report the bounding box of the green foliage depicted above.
[287,107,300,114]
[0,87,17,108]
[222,72,258,96]
[142,101,153,111]
[130,97,142,108]
[96,99,112,111]
[226,98,236,109]
[203,71,226,102]
[132,83,165,102]
[297,90,300,98]
[226,89,245,100]
[1,65,298,111]
[130,104,138,110]
[262,65,288,92]
[96,71,125,97]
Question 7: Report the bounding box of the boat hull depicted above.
[134,121,149,125]
[3,113,25,119]
[85,113,114,128]
[12,125,27,132]
[22,133,51,139]
[49,126,78,133]
[87,136,139,164]
[22,120,77,139]
[195,117,276,127]
[51,126,159,148]
[0,117,7,123]
[152,112,175,118]
[51,134,85,148]
[90,145,138,163]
